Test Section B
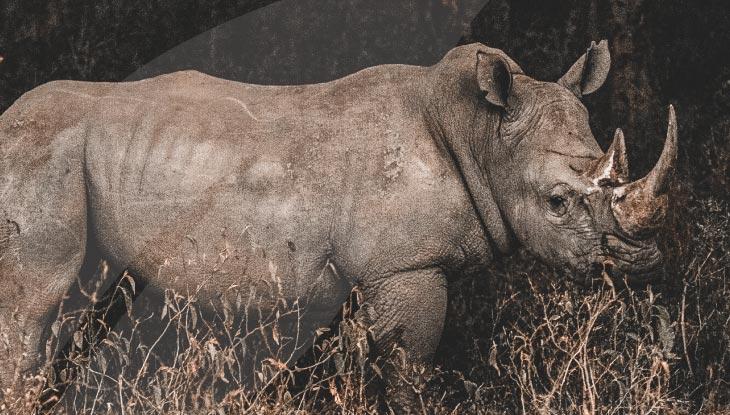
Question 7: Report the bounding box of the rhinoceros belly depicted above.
[82,96,351,351]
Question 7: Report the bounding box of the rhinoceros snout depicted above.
[603,233,663,275]
[564,234,663,284]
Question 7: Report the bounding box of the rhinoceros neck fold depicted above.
[419,54,517,256]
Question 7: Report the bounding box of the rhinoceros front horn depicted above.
[611,105,677,237]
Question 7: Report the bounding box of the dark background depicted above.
[1,0,727,192]
[1,0,728,412]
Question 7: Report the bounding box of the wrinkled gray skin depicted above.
[0,41,674,410]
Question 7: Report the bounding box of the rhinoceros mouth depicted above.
[561,234,663,285]
[602,233,663,275]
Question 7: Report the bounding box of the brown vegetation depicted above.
[0,1,728,413]
[0,190,727,414]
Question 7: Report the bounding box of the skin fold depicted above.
[0,41,672,411]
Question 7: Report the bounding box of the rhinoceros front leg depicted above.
[358,267,447,413]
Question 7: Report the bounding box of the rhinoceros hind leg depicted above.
[0,215,87,401]
[0,169,87,402]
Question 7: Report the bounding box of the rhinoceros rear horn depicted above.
[558,40,611,97]
[476,52,512,108]
[611,105,678,237]
[589,128,629,185]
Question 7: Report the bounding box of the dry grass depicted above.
[435,193,729,415]
[0,194,727,415]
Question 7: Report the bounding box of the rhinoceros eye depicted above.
[546,183,574,216]
[548,195,568,216]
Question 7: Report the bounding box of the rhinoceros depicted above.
[0,40,676,409]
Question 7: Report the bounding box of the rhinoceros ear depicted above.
[476,52,512,108]
[558,40,611,97]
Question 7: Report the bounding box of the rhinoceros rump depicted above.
[0,41,675,410]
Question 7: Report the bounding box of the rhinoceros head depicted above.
[476,41,676,279]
